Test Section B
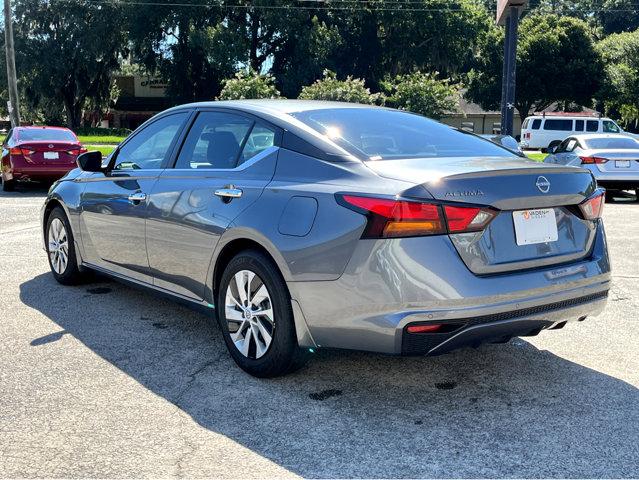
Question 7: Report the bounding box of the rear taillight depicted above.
[443,205,496,233]
[580,156,608,164]
[9,147,35,158]
[67,147,87,156]
[579,191,604,220]
[337,194,496,238]
[525,132,531,140]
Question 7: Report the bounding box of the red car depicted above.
[1,126,86,191]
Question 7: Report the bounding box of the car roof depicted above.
[174,99,378,115]
[525,114,610,121]
[18,125,72,130]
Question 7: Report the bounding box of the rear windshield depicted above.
[290,108,515,160]
[17,128,76,142]
[584,137,639,150]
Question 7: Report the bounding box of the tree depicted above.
[298,70,382,104]
[597,30,639,126]
[466,14,605,121]
[14,0,127,129]
[218,70,282,100]
[127,1,241,103]
[383,72,459,120]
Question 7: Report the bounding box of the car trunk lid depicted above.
[17,141,82,165]
[365,156,599,274]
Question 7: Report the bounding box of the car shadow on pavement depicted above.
[20,273,639,478]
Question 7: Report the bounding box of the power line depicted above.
[57,0,639,12]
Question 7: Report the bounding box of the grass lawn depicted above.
[78,135,127,145]
[526,152,547,162]
[85,145,116,156]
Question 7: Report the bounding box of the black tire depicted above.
[1,174,15,192]
[216,249,308,377]
[605,190,616,203]
[45,207,86,285]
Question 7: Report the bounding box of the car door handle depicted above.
[128,192,147,203]
[214,187,243,199]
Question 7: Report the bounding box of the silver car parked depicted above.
[545,134,639,197]
[41,100,610,377]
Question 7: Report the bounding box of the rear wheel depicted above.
[46,207,86,285]
[216,250,307,377]
[1,174,15,192]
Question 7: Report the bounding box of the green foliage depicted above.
[14,0,127,129]
[383,72,459,119]
[77,135,128,145]
[466,14,604,120]
[75,127,132,137]
[597,31,639,125]
[218,71,282,100]
[298,70,382,104]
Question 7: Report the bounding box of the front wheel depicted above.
[46,207,87,285]
[216,250,307,377]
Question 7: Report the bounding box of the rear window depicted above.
[17,128,76,142]
[543,119,573,131]
[290,108,515,160]
[531,119,541,130]
[583,137,639,150]
[522,119,529,129]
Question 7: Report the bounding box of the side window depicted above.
[603,120,621,133]
[531,119,541,130]
[586,120,599,132]
[3,129,13,146]
[238,124,277,166]
[175,112,253,170]
[566,139,578,152]
[575,120,584,132]
[115,113,188,170]
[543,119,573,131]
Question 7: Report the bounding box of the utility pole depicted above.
[497,0,528,137]
[4,0,20,127]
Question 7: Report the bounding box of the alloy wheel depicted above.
[225,269,275,359]
[48,218,69,274]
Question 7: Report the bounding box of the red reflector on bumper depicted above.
[406,324,443,334]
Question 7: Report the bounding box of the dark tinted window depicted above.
[584,137,639,149]
[18,128,76,142]
[543,119,573,131]
[586,120,599,132]
[291,108,515,160]
[531,119,542,130]
[175,112,253,169]
[115,112,188,170]
[575,120,584,132]
[603,120,621,133]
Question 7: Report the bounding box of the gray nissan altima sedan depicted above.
[41,100,610,377]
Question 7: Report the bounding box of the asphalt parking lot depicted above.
[1,185,638,478]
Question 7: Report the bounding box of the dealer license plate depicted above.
[512,208,558,246]
[44,151,59,160]
[615,160,630,168]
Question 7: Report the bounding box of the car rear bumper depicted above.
[288,222,611,354]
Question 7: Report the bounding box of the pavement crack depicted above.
[171,360,216,409]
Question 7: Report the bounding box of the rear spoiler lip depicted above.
[438,165,588,181]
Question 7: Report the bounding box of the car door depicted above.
[146,109,280,300]
[78,111,190,282]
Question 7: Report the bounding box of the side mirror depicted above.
[548,145,557,154]
[77,151,103,172]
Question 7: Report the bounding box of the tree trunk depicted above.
[249,10,260,72]
[63,95,82,131]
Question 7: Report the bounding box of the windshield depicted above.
[584,137,639,150]
[290,108,516,160]
[18,128,76,142]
